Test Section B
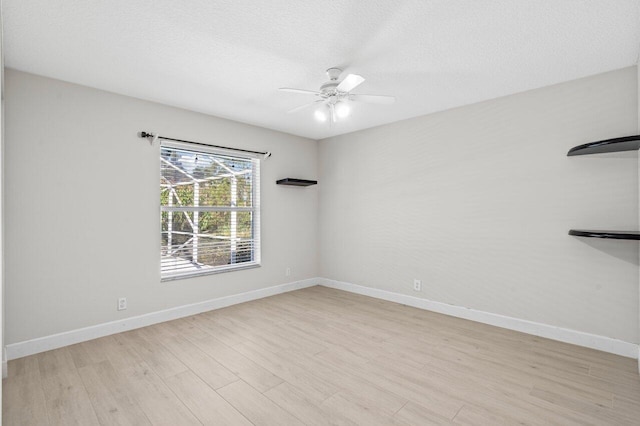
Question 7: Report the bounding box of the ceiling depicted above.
[4,1,640,140]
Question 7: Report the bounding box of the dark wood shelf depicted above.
[568,135,640,240]
[568,229,640,240]
[567,135,640,156]
[276,178,317,187]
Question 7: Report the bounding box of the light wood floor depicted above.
[3,286,640,425]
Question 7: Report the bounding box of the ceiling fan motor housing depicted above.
[320,80,339,94]
[320,67,345,97]
[321,68,351,101]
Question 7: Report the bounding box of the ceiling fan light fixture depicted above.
[314,109,327,122]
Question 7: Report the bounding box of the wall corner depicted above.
[637,61,640,375]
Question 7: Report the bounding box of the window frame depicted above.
[160,140,261,281]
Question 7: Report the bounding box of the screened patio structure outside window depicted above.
[160,142,261,280]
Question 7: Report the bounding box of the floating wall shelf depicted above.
[276,178,317,187]
[567,135,640,156]
[568,135,640,241]
[568,230,640,241]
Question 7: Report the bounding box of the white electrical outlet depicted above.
[413,279,422,291]
[118,297,127,311]
[285,267,291,277]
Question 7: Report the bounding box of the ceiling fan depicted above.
[279,68,395,123]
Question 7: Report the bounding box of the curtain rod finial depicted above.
[138,131,159,146]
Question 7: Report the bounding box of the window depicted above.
[160,141,260,280]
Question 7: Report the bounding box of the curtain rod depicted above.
[138,131,272,159]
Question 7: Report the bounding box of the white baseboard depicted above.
[6,276,638,362]
[5,278,318,361]
[318,278,639,359]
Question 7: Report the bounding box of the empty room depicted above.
[1,0,640,425]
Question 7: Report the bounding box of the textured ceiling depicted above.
[4,0,640,140]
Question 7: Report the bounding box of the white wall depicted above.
[5,66,639,355]
[319,66,639,344]
[4,69,318,345]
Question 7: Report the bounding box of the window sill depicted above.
[161,262,261,282]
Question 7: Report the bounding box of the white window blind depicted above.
[160,142,260,280]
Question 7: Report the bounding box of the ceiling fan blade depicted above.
[287,100,323,114]
[350,94,396,104]
[336,74,365,92]
[279,88,321,96]
[330,103,337,123]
